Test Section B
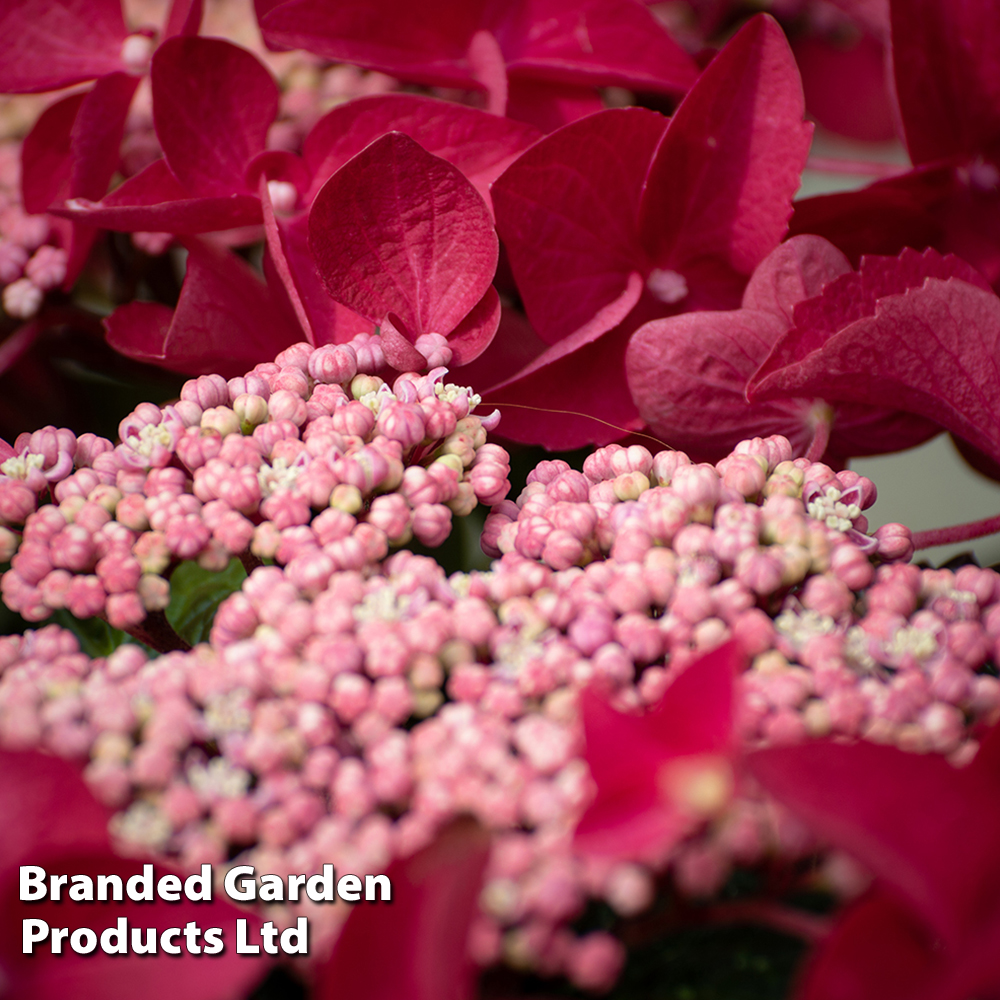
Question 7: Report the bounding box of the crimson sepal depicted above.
[308,132,500,363]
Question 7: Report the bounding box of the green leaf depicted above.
[166,558,247,646]
[50,609,138,657]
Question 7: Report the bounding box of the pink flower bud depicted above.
[133,531,170,574]
[650,449,691,486]
[200,406,240,437]
[609,524,652,563]
[613,612,663,664]
[6,211,48,250]
[400,465,441,506]
[74,433,114,467]
[836,470,878,509]
[273,342,313,371]
[267,366,309,399]
[717,453,768,497]
[326,533,368,571]
[3,277,43,317]
[801,573,853,618]
[260,491,311,530]
[11,541,52,584]
[735,548,784,595]
[426,460,461,502]
[919,702,964,753]
[642,491,689,544]
[267,389,308,425]
[411,503,451,547]
[24,245,67,289]
[308,343,358,384]
[873,522,915,563]
[530,459,572,486]
[181,374,229,409]
[670,464,720,520]
[955,565,999,605]
[337,446,389,493]
[175,427,224,472]
[367,493,412,542]
[325,400,372,438]
[228,373,270,401]
[540,528,584,570]
[213,509,255,553]
[52,469,101,504]
[0,239,28,282]
[543,470,589,504]
[568,609,614,656]
[38,568,72,608]
[416,397,456,440]
[161,513,209,559]
[565,933,625,993]
[376,401,426,449]
[414,332,452,368]
[106,591,146,629]
[608,445,653,478]
[275,526,318,564]
[48,523,96,571]
[286,548,335,597]
[451,597,497,646]
[65,575,106,618]
[331,757,377,818]
[347,332,385,373]
[731,607,776,655]
[138,573,170,611]
[212,798,257,842]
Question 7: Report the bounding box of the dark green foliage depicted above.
[51,609,136,657]
[165,557,247,646]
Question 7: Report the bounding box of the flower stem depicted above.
[239,549,263,575]
[703,900,832,942]
[912,512,1000,550]
[805,156,905,178]
[122,610,191,654]
[804,411,832,463]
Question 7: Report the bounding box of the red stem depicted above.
[804,412,832,463]
[238,549,263,575]
[0,320,41,376]
[805,156,906,178]
[703,900,832,942]
[911,512,1000,550]
[120,610,191,654]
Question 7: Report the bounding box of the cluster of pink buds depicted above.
[3,431,1000,991]
[266,57,400,153]
[483,435,902,571]
[0,139,68,319]
[0,335,509,636]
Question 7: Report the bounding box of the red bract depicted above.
[750,729,1000,999]
[308,132,501,369]
[574,641,741,864]
[313,819,490,1000]
[747,247,1000,468]
[262,95,537,351]
[791,0,1000,288]
[82,92,535,369]
[61,35,278,235]
[0,748,267,1000]
[5,0,202,283]
[256,0,697,132]
[19,72,139,284]
[626,236,940,462]
[0,0,201,93]
[483,14,812,449]
[105,238,300,377]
